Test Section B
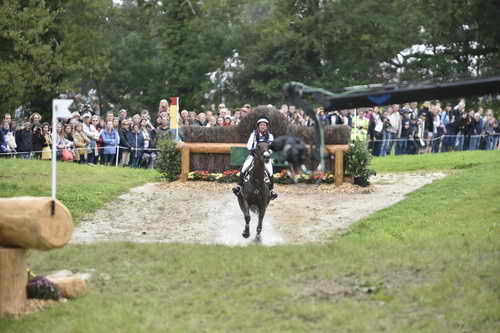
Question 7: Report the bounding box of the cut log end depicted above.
[0,197,74,250]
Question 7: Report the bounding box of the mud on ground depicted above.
[72,173,446,246]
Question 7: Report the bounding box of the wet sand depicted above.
[72,172,446,246]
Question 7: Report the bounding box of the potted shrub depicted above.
[345,138,376,187]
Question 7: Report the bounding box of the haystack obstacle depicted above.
[0,197,73,316]
[176,142,349,186]
[176,106,351,184]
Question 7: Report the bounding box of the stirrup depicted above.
[232,185,241,196]
[270,190,278,200]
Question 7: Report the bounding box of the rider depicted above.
[232,116,278,200]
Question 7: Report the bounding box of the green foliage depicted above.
[155,136,181,181]
[2,0,500,116]
[346,139,376,186]
[58,0,113,108]
[0,0,65,115]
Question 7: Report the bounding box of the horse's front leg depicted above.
[239,199,251,239]
[256,207,266,237]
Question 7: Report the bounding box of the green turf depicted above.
[0,159,158,221]
[0,152,499,332]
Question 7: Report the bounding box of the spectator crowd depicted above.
[1,97,499,167]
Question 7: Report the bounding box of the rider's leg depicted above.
[233,155,253,195]
[265,160,278,200]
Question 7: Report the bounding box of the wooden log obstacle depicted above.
[0,197,73,316]
[176,142,349,186]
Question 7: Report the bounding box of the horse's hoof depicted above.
[254,234,262,243]
[242,231,250,239]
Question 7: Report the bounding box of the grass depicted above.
[1,152,499,332]
[0,159,158,221]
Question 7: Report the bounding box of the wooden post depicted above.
[0,247,27,315]
[335,149,344,186]
[180,145,190,182]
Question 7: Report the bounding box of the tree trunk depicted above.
[0,247,27,316]
[0,197,73,250]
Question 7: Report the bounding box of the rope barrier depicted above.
[367,133,500,143]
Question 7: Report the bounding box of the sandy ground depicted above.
[72,173,446,246]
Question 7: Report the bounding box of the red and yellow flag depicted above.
[169,97,179,129]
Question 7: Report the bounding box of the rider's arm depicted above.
[268,133,274,143]
[268,133,274,152]
[247,131,256,151]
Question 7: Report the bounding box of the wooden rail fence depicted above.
[176,143,349,186]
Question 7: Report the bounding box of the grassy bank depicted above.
[0,152,499,332]
[0,159,158,221]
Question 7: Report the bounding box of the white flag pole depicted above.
[51,100,58,215]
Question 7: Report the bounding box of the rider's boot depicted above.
[268,176,278,200]
[232,171,244,196]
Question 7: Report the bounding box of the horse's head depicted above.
[256,142,271,162]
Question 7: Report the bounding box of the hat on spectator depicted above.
[82,112,91,118]
[119,109,127,114]
[71,111,80,118]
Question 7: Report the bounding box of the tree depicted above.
[58,0,114,114]
[0,0,65,118]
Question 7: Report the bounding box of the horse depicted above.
[237,142,271,239]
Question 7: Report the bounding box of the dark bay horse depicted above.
[237,142,271,239]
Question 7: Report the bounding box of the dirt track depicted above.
[72,173,445,246]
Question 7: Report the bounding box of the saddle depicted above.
[243,161,271,184]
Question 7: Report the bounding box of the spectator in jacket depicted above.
[85,115,101,164]
[451,100,466,151]
[2,121,16,154]
[15,121,33,159]
[419,102,434,153]
[179,110,190,126]
[380,109,393,156]
[73,123,90,163]
[388,105,402,154]
[119,119,132,167]
[441,104,453,152]
[484,111,498,150]
[397,112,412,155]
[0,121,10,156]
[100,120,119,165]
[470,112,483,150]
[32,125,44,159]
[118,109,127,126]
[432,104,444,153]
[463,109,476,151]
[156,117,171,141]
[55,123,71,161]
[127,123,145,168]
[143,125,158,169]
[41,123,52,160]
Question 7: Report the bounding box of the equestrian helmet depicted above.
[256,116,270,127]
